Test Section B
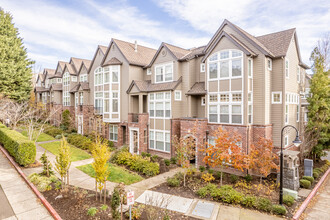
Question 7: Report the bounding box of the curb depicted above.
[0,145,62,220]
[293,167,330,220]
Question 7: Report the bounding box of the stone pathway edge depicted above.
[0,145,62,220]
[293,167,330,220]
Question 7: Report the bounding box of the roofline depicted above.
[87,45,107,74]
[202,31,256,63]
[204,19,272,57]
[145,43,180,68]
[100,39,130,67]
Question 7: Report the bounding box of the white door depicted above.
[78,115,83,135]
[129,128,139,154]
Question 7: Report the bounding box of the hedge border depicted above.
[0,145,62,220]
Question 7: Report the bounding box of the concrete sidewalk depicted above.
[0,152,53,220]
[136,190,283,220]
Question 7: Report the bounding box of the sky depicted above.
[2,0,330,72]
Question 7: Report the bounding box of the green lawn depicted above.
[39,141,91,162]
[21,130,55,142]
[77,163,144,185]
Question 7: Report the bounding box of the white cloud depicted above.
[155,0,330,65]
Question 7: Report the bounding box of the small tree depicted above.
[202,126,246,186]
[249,137,279,184]
[54,135,71,187]
[40,151,54,177]
[173,135,196,187]
[91,136,111,203]
[61,109,71,131]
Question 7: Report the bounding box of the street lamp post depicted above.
[279,125,302,205]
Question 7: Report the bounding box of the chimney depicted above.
[134,40,137,52]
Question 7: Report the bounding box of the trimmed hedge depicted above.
[272,205,287,215]
[302,176,314,184]
[300,179,311,189]
[283,195,295,207]
[43,126,63,137]
[0,126,36,166]
[67,134,92,150]
[115,151,159,177]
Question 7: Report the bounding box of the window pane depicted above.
[150,140,154,149]
[156,75,163,82]
[209,114,218,122]
[232,105,241,114]
[104,72,109,83]
[165,143,171,152]
[209,63,218,79]
[156,93,164,100]
[209,105,217,114]
[165,133,170,142]
[220,61,229,78]
[220,115,229,123]
[112,99,118,112]
[232,51,242,57]
[232,59,242,76]
[150,94,154,100]
[165,65,172,81]
[112,71,118,82]
[232,93,242,102]
[232,115,242,123]
[209,53,218,61]
[220,94,229,102]
[248,60,252,76]
[220,51,229,59]
[165,92,171,99]
[156,102,164,117]
[150,131,154,140]
[220,105,229,113]
[104,99,109,112]
[209,94,218,102]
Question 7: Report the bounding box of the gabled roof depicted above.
[42,68,56,82]
[186,82,206,95]
[127,77,182,93]
[202,31,257,62]
[49,83,62,91]
[36,74,44,83]
[88,45,108,73]
[34,86,49,93]
[180,46,206,60]
[70,82,90,93]
[102,39,157,67]
[77,59,92,75]
[55,61,69,76]
[64,63,75,75]
[256,28,296,58]
[102,57,122,67]
[70,57,90,74]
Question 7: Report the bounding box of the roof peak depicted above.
[257,28,296,38]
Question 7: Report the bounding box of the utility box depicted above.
[304,159,313,177]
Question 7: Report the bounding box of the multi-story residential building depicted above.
[35,19,310,171]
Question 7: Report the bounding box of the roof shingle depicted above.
[127,77,182,93]
[186,82,206,95]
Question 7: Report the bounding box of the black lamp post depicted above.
[279,125,302,205]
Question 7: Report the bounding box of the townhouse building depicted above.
[35,19,310,169]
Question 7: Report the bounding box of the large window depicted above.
[149,92,171,118]
[80,74,88,82]
[149,130,170,152]
[207,50,243,80]
[109,125,118,141]
[208,92,242,124]
[95,92,103,114]
[155,63,173,83]
[94,67,103,85]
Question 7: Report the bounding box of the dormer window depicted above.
[155,62,173,83]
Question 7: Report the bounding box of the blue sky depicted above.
[2,0,330,72]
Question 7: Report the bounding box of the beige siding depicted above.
[89,48,105,106]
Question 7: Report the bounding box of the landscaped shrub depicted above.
[44,126,63,137]
[283,195,295,207]
[141,152,147,157]
[229,174,239,183]
[61,110,71,131]
[151,155,159,162]
[187,167,197,176]
[256,197,272,212]
[207,169,214,174]
[67,134,92,150]
[87,207,98,216]
[167,176,180,187]
[300,179,311,189]
[115,151,159,177]
[202,173,215,183]
[164,159,170,166]
[28,173,59,192]
[313,171,319,178]
[272,205,287,215]
[111,187,120,219]
[199,166,206,173]
[241,195,257,208]
[302,176,314,184]
[0,126,36,166]
[170,157,177,164]
[244,174,253,182]
[214,171,222,180]
[196,183,218,198]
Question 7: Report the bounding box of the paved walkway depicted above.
[0,152,53,220]
[304,169,330,220]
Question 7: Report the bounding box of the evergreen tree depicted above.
[0,9,34,101]
[306,42,330,159]
[40,151,54,177]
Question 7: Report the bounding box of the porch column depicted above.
[139,94,143,114]
[187,95,192,117]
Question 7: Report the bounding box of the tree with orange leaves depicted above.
[202,126,248,186]
[249,137,279,184]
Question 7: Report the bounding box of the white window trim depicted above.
[174,90,182,101]
[154,62,174,84]
[200,63,205,72]
[201,97,206,106]
[109,124,118,142]
[296,104,300,122]
[148,92,171,119]
[207,50,243,81]
[267,58,272,71]
[149,129,171,153]
[272,92,282,104]
[207,91,243,125]
[285,59,289,78]
[285,104,289,124]
[284,135,289,147]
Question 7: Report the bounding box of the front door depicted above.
[77,115,83,135]
[129,128,139,154]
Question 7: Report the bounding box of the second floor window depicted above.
[79,92,83,105]
[272,92,282,104]
[94,67,103,85]
[80,74,87,82]
[149,92,171,118]
[155,63,173,83]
